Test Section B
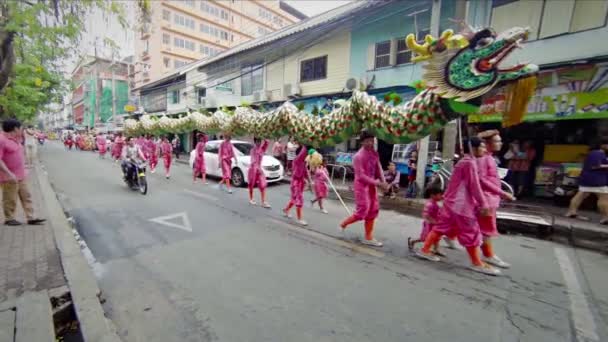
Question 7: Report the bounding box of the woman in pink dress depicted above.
[160,136,173,179]
[193,133,208,184]
[248,138,271,208]
[96,133,107,158]
[283,145,310,225]
[477,130,515,269]
[147,136,158,173]
[338,130,389,247]
[218,134,235,193]
[112,133,125,161]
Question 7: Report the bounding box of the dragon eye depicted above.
[476,37,494,49]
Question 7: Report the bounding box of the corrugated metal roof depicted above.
[181,0,387,73]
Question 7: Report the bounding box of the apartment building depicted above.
[134,0,306,88]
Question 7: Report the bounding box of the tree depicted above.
[0,0,150,122]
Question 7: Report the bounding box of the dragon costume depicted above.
[125,25,538,147]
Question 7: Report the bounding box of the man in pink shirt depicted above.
[0,119,45,226]
[416,137,500,276]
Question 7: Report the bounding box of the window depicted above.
[201,2,220,17]
[197,88,206,104]
[374,41,391,68]
[170,90,180,104]
[162,33,170,45]
[300,56,327,82]
[162,9,170,20]
[174,37,185,48]
[205,143,219,153]
[216,81,233,92]
[241,63,263,96]
[274,16,284,27]
[396,38,411,65]
[259,8,272,21]
[220,30,229,40]
[221,9,229,20]
[184,0,195,7]
[200,23,210,34]
[174,14,195,29]
[185,40,195,51]
[258,27,269,35]
[163,58,170,68]
[144,40,149,53]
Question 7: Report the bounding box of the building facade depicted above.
[134,0,305,88]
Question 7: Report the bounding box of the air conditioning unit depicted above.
[253,91,267,102]
[345,77,360,92]
[283,83,301,97]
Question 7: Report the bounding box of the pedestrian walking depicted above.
[308,152,329,214]
[272,139,286,167]
[338,130,389,247]
[172,136,181,160]
[408,185,444,253]
[112,132,125,161]
[286,138,297,176]
[96,133,107,158]
[160,136,173,179]
[0,119,45,226]
[283,144,310,225]
[477,130,516,269]
[193,133,208,184]
[415,138,499,276]
[218,134,235,193]
[147,135,158,173]
[248,138,271,208]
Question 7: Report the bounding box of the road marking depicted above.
[554,247,599,342]
[149,212,193,232]
[183,189,218,202]
[269,218,385,258]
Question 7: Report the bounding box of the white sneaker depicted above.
[249,200,257,205]
[337,225,345,235]
[283,209,292,218]
[151,169,155,174]
[228,189,233,194]
[469,263,501,276]
[484,255,511,269]
[361,238,383,247]
[262,202,271,209]
[443,236,462,250]
[297,219,308,226]
[321,209,328,214]
[415,249,440,261]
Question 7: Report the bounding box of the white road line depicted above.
[554,247,599,342]
[183,189,219,202]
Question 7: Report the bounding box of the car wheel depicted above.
[231,168,245,187]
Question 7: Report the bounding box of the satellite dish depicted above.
[345,78,358,91]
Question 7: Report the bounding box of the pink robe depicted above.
[160,141,173,171]
[432,155,488,247]
[289,147,308,208]
[219,140,235,180]
[193,138,207,176]
[352,147,382,221]
[248,140,269,190]
[420,199,440,240]
[147,139,158,170]
[96,135,107,155]
[112,136,125,159]
[313,167,329,199]
[477,153,504,237]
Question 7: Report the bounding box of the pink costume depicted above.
[352,147,382,221]
[219,140,235,180]
[112,136,125,160]
[193,137,208,176]
[248,140,269,190]
[420,199,440,241]
[147,139,158,171]
[313,167,329,200]
[476,154,504,237]
[288,147,308,208]
[431,155,488,248]
[96,135,107,156]
[160,141,173,172]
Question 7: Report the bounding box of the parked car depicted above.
[189,140,284,187]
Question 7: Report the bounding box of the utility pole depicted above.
[111,51,117,130]
[415,0,441,197]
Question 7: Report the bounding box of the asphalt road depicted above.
[40,142,607,342]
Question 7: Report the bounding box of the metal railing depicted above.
[326,163,349,186]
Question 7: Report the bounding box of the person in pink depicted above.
[408,186,443,253]
[477,130,516,269]
[415,137,500,276]
[147,135,158,173]
[283,144,310,225]
[338,130,389,247]
[193,133,208,184]
[112,132,125,161]
[218,134,236,193]
[310,159,329,214]
[160,136,173,179]
[96,133,107,158]
[248,137,271,208]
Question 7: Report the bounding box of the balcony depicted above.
[142,71,150,82]
[141,51,150,61]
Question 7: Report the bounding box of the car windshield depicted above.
[233,143,253,156]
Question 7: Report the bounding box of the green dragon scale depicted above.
[125,26,538,147]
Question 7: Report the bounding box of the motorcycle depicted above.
[123,160,148,195]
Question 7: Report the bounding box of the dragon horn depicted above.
[406,34,431,61]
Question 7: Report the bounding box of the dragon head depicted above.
[407,26,539,102]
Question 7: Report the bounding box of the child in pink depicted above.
[193,133,208,184]
[339,130,388,247]
[160,136,173,179]
[408,186,443,253]
[219,134,235,193]
[283,145,309,225]
[311,160,329,214]
[96,133,107,158]
[248,138,270,208]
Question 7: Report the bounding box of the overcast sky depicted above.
[284,0,352,17]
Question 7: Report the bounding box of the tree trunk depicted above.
[0,29,15,93]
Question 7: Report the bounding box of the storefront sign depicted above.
[469,63,608,123]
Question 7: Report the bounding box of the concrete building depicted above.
[133,0,305,88]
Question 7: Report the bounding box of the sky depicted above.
[284,0,352,17]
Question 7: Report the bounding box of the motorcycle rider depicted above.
[121,137,146,183]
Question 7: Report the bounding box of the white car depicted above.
[189,140,284,187]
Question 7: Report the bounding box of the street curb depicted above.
[35,163,122,342]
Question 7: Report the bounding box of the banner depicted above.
[469,62,608,123]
